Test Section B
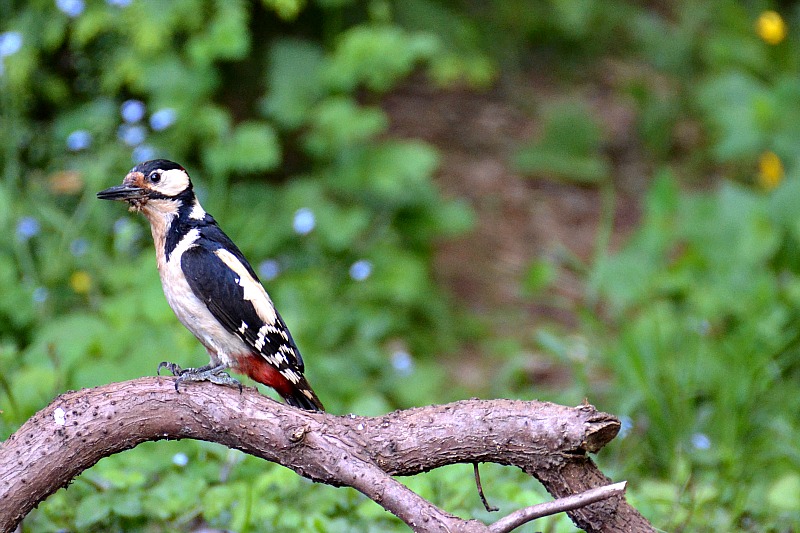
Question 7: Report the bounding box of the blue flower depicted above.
[32,287,49,304]
[172,452,189,467]
[292,208,316,235]
[120,99,146,123]
[349,259,372,281]
[66,130,92,151]
[0,32,23,57]
[118,124,146,146]
[691,433,711,450]
[132,145,157,163]
[70,238,89,257]
[113,217,142,252]
[618,415,633,439]
[150,108,177,131]
[391,350,414,376]
[56,0,84,18]
[258,259,280,281]
[16,216,40,241]
[114,217,131,235]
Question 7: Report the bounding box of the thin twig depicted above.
[473,462,499,512]
[489,481,628,533]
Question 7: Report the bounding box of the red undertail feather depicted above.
[235,354,324,412]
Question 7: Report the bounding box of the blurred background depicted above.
[2,0,800,531]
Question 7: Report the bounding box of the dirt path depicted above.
[382,76,649,388]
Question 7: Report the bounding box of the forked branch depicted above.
[0,378,654,532]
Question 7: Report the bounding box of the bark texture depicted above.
[0,378,654,532]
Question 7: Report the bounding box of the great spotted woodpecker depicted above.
[97,159,324,411]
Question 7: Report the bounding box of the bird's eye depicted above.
[150,172,161,183]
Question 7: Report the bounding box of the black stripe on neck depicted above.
[163,193,217,262]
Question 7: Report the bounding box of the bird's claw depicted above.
[156,361,242,393]
[157,361,183,377]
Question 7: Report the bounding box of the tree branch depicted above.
[489,481,628,533]
[0,378,654,532]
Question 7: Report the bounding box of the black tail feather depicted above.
[283,380,325,411]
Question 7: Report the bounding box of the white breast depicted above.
[155,228,249,367]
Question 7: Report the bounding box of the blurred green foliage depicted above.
[585,173,800,530]
[514,102,610,183]
[3,0,800,531]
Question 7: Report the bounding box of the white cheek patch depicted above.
[151,168,190,197]
[214,249,277,325]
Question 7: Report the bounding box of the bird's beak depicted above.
[96,184,147,201]
[97,171,149,202]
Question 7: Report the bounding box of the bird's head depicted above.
[97,159,193,214]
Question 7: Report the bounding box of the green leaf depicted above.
[522,260,557,296]
[25,314,109,370]
[261,0,306,21]
[315,204,372,252]
[514,102,610,183]
[187,0,250,63]
[431,198,475,236]
[324,26,440,92]
[304,97,388,157]
[768,474,800,511]
[8,366,57,416]
[695,72,765,161]
[111,491,144,518]
[326,140,439,207]
[262,39,325,127]
[514,149,609,183]
[75,493,111,529]
[142,472,207,519]
[205,121,281,175]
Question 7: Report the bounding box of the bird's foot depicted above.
[157,361,243,393]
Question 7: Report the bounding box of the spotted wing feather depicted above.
[179,229,321,410]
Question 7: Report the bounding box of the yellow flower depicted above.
[758,151,784,190]
[757,11,787,45]
[70,271,92,294]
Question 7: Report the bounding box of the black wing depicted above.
[180,235,305,373]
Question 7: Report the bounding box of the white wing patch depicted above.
[214,248,277,325]
[254,323,288,351]
[238,321,248,334]
[280,368,302,384]
[171,228,201,262]
[262,345,292,367]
